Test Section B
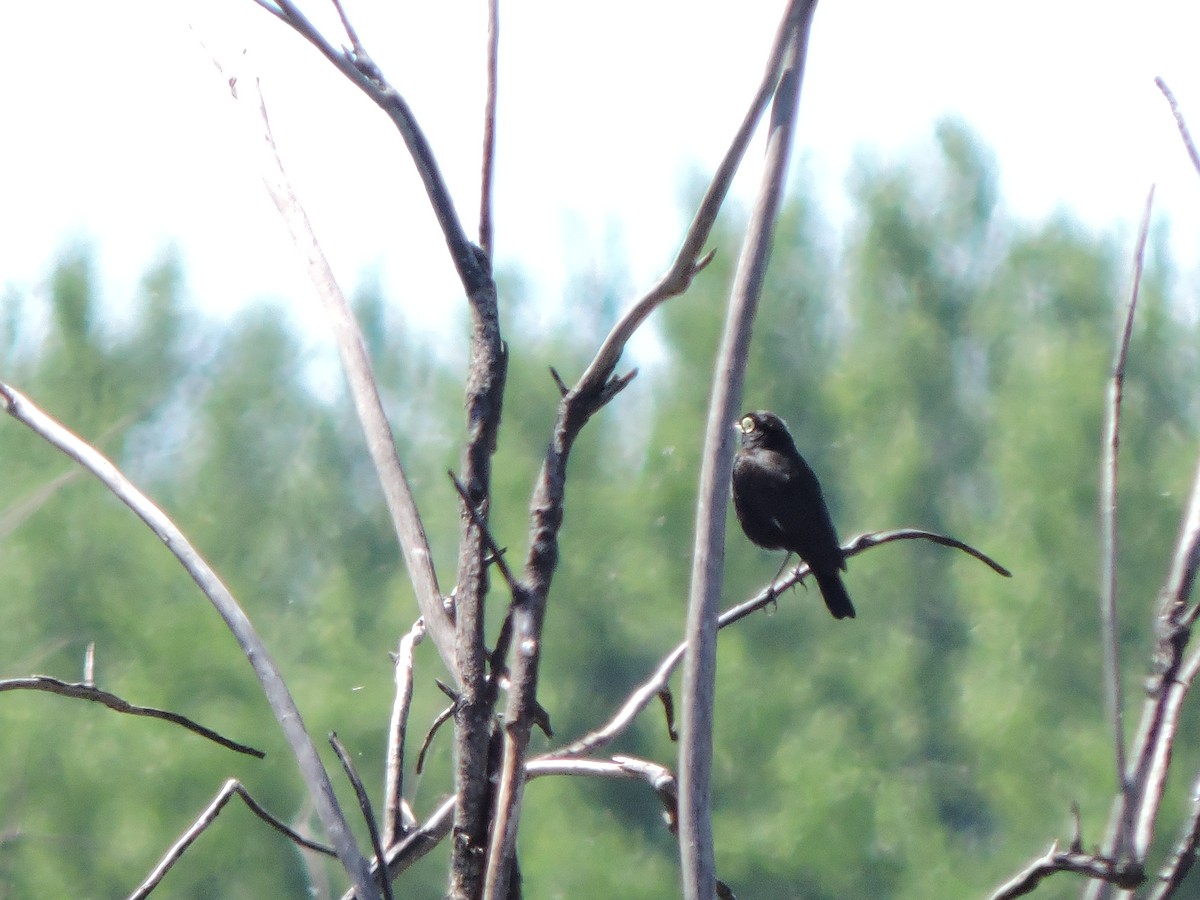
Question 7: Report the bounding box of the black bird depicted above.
[732,410,855,619]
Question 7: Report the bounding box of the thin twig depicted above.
[384,619,425,847]
[250,0,487,292]
[0,382,376,900]
[417,702,458,775]
[130,778,336,900]
[1156,78,1200,180]
[555,526,1010,759]
[1101,186,1155,860]
[679,7,815,895]
[0,675,263,758]
[479,0,500,259]
[329,0,363,53]
[331,734,393,900]
[449,470,519,594]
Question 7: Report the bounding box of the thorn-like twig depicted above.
[548,366,569,397]
[658,687,678,742]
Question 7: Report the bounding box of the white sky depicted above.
[2,1,1198,343]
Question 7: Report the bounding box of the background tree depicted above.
[4,114,1198,896]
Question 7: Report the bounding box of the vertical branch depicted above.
[384,619,425,848]
[479,0,500,259]
[449,136,508,900]
[1101,186,1154,859]
[677,3,818,898]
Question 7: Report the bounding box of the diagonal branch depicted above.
[1156,77,1200,180]
[208,51,456,680]
[553,526,1009,760]
[131,778,336,900]
[249,0,487,293]
[0,675,263,758]
[0,382,378,900]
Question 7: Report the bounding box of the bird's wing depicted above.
[770,456,846,572]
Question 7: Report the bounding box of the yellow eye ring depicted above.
[739,415,755,434]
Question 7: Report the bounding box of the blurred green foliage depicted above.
[1,122,1198,898]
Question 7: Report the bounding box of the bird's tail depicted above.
[814,569,855,620]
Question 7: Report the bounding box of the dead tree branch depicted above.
[0,675,262,759]
[0,382,377,900]
[552,526,1008,761]
[383,619,424,847]
[1099,186,1154,860]
[211,61,455,681]
[130,778,336,900]
[679,6,816,896]
[481,3,822,895]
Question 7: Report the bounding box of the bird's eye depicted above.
[739,415,755,434]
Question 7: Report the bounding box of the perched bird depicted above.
[732,410,855,619]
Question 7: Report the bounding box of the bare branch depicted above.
[384,619,425,847]
[1156,77,1200,180]
[130,778,336,900]
[1100,186,1155,859]
[988,842,1140,900]
[841,528,1012,577]
[251,0,487,292]
[449,470,519,595]
[527,755,679,831]
[329,0,363,53]
[1082,452,1200,900]
[482,5,822,895]
[479,0,500,258]
[1150,761,1200,898]
[680,7,816,895]
[556,526,1010,760]
[0,382,377,900]
[341,797,458,900]
[210,59,456,679]
[0,675,262,758]
[570,0,823,400]
[331,733,393,900]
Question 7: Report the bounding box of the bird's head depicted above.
[736,410,796,452]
